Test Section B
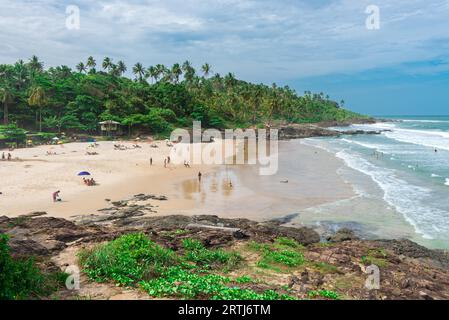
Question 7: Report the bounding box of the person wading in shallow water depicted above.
[198,171,202,182]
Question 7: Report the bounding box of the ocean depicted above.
[302,116,449,249]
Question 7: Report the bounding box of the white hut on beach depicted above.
[99,120,121,136]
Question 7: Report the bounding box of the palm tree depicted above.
[28,86,47,132]
[13,60,28,88]
[156,64,169,82]
[171,63,182,83]
[76,62,87,73]
[182,61,196,83]
[201,63,211,78]
[117,60,127,76]
[145,66,158,83]
[0,87,14,125]
[132,63,145,81]
[28,55,43,73]
[86,56,96,71]
[109,64,120,77]
[224,72,236,88]
[102,57,112,71]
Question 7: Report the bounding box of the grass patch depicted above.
[182,239,241,271]
[78,233,177,286]
[248,238,305,271]
[0,234,68,300]
[361,249,388,268]
[235,275,256,284]
[79,233,294,300]
[311,262,339,274]
[308,290,339,300]
[140,266,294,300]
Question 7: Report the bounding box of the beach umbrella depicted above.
[78,171,91,176]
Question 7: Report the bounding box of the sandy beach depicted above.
[1,138,354,221]
[0,139,215,218]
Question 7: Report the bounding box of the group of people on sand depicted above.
[1,152,12,161]
[114,143,141,151]
[83,177,97,186]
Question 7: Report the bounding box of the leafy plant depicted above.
[248,238,305,270]
[308,290,339,300]
[181,238,242,270]
[0,234,67,300]
[79,233,295,300]
[78,233,177,286]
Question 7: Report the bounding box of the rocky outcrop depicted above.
[327,228,359,243]
[275,122,387,140]
[277,124,339,140]
[316,118,377,128]
[305,240,449,300]
[2,194,449,300]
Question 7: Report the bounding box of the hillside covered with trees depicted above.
[0,56,365,143]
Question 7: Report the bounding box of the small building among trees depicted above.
[99,120,121,136]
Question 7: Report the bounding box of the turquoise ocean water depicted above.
[303,116,449,248]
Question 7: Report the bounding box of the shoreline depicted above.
[1,137,354,220]
[2,125,441,250]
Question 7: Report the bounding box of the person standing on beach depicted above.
[1,152,5,160]
[7,153,12,161]
[198,171,202,182]
[167,156,171,164]
[52,190,61,202]
[150,157,153,166]
[164,158,167,168]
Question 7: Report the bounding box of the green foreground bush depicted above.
[79,233,296,300]
[0,234,67,300]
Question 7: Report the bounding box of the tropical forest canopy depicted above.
[0,56,364,137]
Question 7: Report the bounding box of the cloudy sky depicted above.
[1,0,448,115]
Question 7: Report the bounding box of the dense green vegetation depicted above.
[0,234,67,300]
[78,233,296,300]
[0,56,365,141]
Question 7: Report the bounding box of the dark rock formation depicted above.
[327,228,359,242]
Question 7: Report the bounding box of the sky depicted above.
[0,0,448,116]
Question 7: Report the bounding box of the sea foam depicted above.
[334,149,449,240]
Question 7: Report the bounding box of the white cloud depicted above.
[0,0,448,83]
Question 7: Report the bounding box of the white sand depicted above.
[0,139,213,218]
[1,139,354,220]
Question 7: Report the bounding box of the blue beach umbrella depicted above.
[78,171,91,176]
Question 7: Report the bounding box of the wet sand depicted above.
[165,140,356,221]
